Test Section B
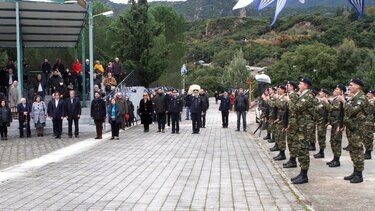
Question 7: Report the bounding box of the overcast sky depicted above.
[110,0,186,3]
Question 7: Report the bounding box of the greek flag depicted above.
[258,0,275,10]
[272,0,287,26]
[233,0,255,10]
[180,64,188,76]
[348,0,365,16]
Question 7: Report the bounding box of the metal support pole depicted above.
[74,48,78,61]
[182,75,185,94]
[249,82,252,109]
[81,31,86,107]
[88,1,94,103]
[16,0,23,101]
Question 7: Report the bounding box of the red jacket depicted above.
[72,62,82,74]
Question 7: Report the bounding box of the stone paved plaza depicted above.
[0,133,94,170]
[0,99,304,210]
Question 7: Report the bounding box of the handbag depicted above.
[35,121,45,129]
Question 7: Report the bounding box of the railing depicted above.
[103,70,135,101]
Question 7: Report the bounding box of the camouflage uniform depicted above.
[287,92,299,158]
[316,99,329,151]
[344,90,368,172]
[328,96,343,158]
[268,95,278,142]
[363,99,374,152]
[295,89,315,170]
[275,94,287,151]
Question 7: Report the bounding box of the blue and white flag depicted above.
[180,64,188,76]
[348,0,365,16]
[258,0,275,10]
[233,0,255,10]
[271,0,287,26]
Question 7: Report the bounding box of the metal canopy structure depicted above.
[0,0,87,48]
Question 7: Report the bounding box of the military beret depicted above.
[287,80,298,89]
[301,78,312,86]
[321,88,330,95]
[336,84,346,93]
[369,90,375,95]
[311,87,319,96]
[272,86,277,91]
[351,78,364,87]
[278,85,287,91]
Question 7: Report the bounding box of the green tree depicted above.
[149,5,186,88]
[110,0,167,87]
[0,49,9,68]
[268,43,338,88]
[185,66,225,93]
[222,49,251,89]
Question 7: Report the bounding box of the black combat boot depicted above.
[364,150,372,160]
[291,170,302,182]
[326,159,333,165]
[313,149,325,159]
[269,144,279,152]
[350,171,363,183]
[283,157,297,168]
[328,157,340,167]
[263,132,271,140]
[268,134,275,143]
[292,169,309,184]
[343,145,351,151]
[344,168,356,180]
[309,143,316,151]
[273,150,286,161]
[283,158,291,167]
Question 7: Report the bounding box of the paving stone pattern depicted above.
[0,133,94,170]
[0,99,304,210]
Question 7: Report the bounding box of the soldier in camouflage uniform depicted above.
[268,87,279,151]
[283,81,299,168]
[261,89,271,140]
[290,78,315,185]
[326,84,346,167]
[309,88,320,151]
[313,89,330,159]
[273,85,287,161]
[342,78,368,183]
[364,90,375,159]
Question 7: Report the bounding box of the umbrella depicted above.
[188,84,201,94]
[255,73,271,84]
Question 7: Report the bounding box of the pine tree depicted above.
[110,0,167,87]
[222,49,251,89]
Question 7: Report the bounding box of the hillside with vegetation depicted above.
[184,7,375,92]
[100,0,375,20]
[1,1,375,94]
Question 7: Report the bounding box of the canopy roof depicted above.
[0,0,87,48]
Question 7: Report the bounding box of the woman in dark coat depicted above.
[0,99,12,140]
[139,93,153,132]
[91,91,106,139]
[125,95,135,127]
[108,98,122,140]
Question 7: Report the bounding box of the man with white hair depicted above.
[17,98,31,138]
[112,57,123,85]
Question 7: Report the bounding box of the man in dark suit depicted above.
[17,98,31,138]
[167,89,183,134]
[49,91,65,139]
[190,89,204,134]
[65,90,81,138]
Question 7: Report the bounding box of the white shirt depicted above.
[38,83,43,92]
[8,74,13,86]
[55,100,59,108]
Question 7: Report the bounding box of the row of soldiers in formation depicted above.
[259,78,373,184]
